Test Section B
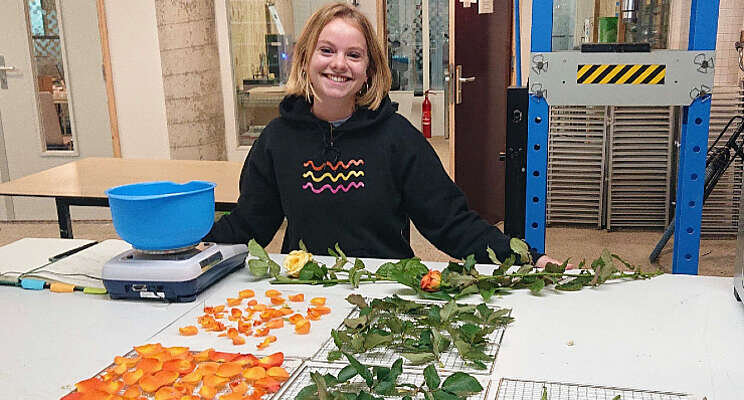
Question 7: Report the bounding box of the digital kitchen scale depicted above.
[102,242,248,302]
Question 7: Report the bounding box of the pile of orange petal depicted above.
[178,290,331,349]
[61,344,289,400]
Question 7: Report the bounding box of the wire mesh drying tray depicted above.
[311,298,511,374]
[494,378,703,400]
[274,361,493,400]
[63,349,304,399]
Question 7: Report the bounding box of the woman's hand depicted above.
[535,255,576,270]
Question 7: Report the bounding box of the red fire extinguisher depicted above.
[422,90,433,138]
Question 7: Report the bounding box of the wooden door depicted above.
[449,0,512,223]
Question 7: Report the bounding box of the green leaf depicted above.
[401,352,437,365]
[479,287,496,302]
[423,365,441,390]
[247,259,268,277]
[612,253,635,271]
[299,262,324,280]
[268,260,281,278]
[544,260,567,274]
[337,365,357,383]
[516,264,533,275]
[427,305,442,325]
[375,262,397,279]
[510,237,532,264]
[453,284,479,300]
[529,278,545,295]
[299,239,308,252]
[389,358,403,383]
[364,332,394,350]
[327,350,343,361]
[310,372,329,400]
[345,294,368,309]
[441,372,483,395]
[440,300,458,322]
[344,315,369,330]
[248,239,269,260]
[486,246,502,264]
[431,390,462,400]
[555,274,593,291]
[462,254,477,273]
[344,352,373,388]
[296,384,318,400]
[431,328,448,357]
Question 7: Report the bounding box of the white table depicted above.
[1,241,742,399]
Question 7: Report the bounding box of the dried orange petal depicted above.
[267,366,290,381]
[180,369,202,384]
[199,384,217,400]
[246,299,258,306]
[230,381,250,395]
[216,361,243,378]
[279,307,293,316]
[226,297,242,307]
[242,366,266,381]
[265,319,284,329]
[256,338,272,350]
[153,370,179,387]
[254,377,281,393]
[264,289,281,298]
[137,358,163,375]
[248,388,267,400]
[239,289,255,298]
[312,306,331,315]
[112,362,128,375]
[114,355,140,367]
[122,386,141,399]
[295,319,310,334]
[134,343,164,357]
[219,392,244,400]
[289,314,305,324]
[254,328,270,337]
[230,308,243,318]
[178,326,198,336]
[237,320,253,335]
[166,346,191,359]
[196,361,220,375]
[163,359,195,375]
[208,350,239,362]
[203,374,229,388]
[231,335,246,346]
[154,385,181,400]
[258,352,284,368]
[172,381,195,394]
[270,297,285,305]
[122,368,144,386]
[234,353,259,367]
[139,374,161,393]
[306,309,321,321]
[309,297,326,306]
[193,348,213,362]
[251,304,268,312]
[288,293,304,302]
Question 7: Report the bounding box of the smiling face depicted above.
[308,18,369,119]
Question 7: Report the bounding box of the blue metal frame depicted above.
[526,0,719,273]
[524,0,552,254]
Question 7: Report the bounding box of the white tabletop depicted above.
[1,242,742,399]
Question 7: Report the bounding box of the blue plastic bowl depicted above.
[106,181,216,251]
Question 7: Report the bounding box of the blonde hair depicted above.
[285,2,391,110]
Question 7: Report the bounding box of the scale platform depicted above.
[103,242,248,302]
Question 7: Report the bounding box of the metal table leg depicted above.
[55,197,73,238]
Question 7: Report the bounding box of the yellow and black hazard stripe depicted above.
[576,64,666,85]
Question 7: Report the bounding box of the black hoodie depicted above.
[205,95,542,264]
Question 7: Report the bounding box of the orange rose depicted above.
[420,270,442,292]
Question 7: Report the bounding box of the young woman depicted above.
[205,2,562,268]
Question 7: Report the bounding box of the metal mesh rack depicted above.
[64,349,303,399]
[275,362,492,400]
[494,378,699,400]
[311,301,510,374]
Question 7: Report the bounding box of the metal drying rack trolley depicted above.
[524,0,719,276]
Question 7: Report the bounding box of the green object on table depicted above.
[83,287,107,295]
[598,17,618,43]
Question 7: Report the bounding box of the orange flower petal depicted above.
[112,362,128,375]
[139,374,162,393]
[122,386,141,399]
[163,359,195,375]
[219,391,244,400]
[226,297,242,307]
[264,289,281,298]
[265,319,284,329]
[154,385,181,400]
[231,308,243,318]
[137,358,163,375]
[122,368,144,386]
[216,361,243,378]
[231,336,246,346]
[248,388,267,400]
[254,328,270,337]
[270,297,285,305]
[208,350,239,362]
[246,299,258,306]
[196,361,220,376]
[242,366,266,381]
[306,310,321,321]
[312,306,331,315]
[178,326,198,336]
[251,304,268,312]
[203,374,229,388]
[166,346,191,358]
[114,355,141,367]
[193,348,213,362]
[289,314,305,324]
[254,377,281,393]
[295,319,311,334]
[230,381,250,395]
[234,353,259,367]
[267,366,290,381]
[288,293,304,302]
[199,384,217,400]
[179,369,202,384]
[258,352,284,369]
[134,343,164,357]
[239,289,255,299]
[279,307,293,316]
[153,370,179,387]
[309,297,326,306]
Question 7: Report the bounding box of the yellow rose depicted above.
[283,250,313,277]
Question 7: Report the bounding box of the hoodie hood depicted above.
[279,94,397,132]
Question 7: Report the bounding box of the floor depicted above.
[0,136,736,277]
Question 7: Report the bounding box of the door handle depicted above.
[0,56,15,90]
[455,65,476,104]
